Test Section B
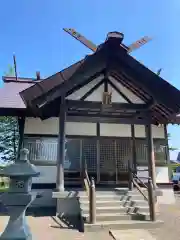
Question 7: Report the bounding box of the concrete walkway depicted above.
[0,216,112,240]
[110,229,156,240]
[1,193,180,240]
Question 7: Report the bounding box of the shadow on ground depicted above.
[0,202,83,232]
[51,214,83,232]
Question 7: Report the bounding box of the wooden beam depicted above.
[66,100,151,111]
[66,114,153,124]
[111,72,149,103]
[110,73,155,110]
[108,79,132,103]
[0,108,34,117]
[33,48,107,108]
[80,79,104,100]
[104,77,108,92]
[36,72,103,109]
[67,74,104,99]
[112,58,179,113]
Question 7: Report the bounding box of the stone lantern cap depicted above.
[0,148,40,177]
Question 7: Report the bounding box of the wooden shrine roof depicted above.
[18,37,180,124]
[1,37,180,124]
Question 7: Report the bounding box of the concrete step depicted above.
[82,212,150,222]
[81,205,149,214]
[84,219,163,232]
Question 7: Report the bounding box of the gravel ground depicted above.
[148,192,180,240]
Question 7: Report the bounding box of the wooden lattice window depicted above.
[82,139,97,172]
[116,138,132,172]
[23,137,57,161]
[99,139,116,173]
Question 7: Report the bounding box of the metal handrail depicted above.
[132,178,148,201]
[133,172,148,190]
[83,160,90,196]
[137,168,148,172]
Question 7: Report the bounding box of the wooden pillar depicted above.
[131,124,137,173]
[56,96,66,192]
[145,124,156,188]
[17,117,25,159]
[96,122,100,183]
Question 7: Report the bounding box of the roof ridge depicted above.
[2,76,42,83]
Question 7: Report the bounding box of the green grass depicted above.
[0,177,9,192]
[0,187,8,192]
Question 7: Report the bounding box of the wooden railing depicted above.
[128,160,156,221]
[82,160,96,224]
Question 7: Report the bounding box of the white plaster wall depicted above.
[32,166,56,183]
[137,166,169,183]
[24,117,59,135]
[135,125,165,138]
[24,118,96,136]
[109,76,145,104]
[100,123,131,137]
[100,123,165,138]
[66,122,96,136]
[25,118,165,139]
[152,125,165,138]
[66,74,145,104]
[66,75,103,101]
[32,166,170,184]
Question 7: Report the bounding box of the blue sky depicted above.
[0,0,180,159]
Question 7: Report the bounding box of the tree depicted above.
[0,117,19,161]
[167,133,178,151]
[4,64,15,77]
[0,66,19,163]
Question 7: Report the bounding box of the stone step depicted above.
[80,198,148,206]
[123,194,148,201]
[81,205,149,215]
[84,219,163,232]
[123,199,148,207]
[79,194,145,201]
[80,195,124,200]
[80,200,123,207]
[79,191,127,196]
[79,193,147,201]
[82,212,149,222]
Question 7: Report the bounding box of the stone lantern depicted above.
[0,148,40,240]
